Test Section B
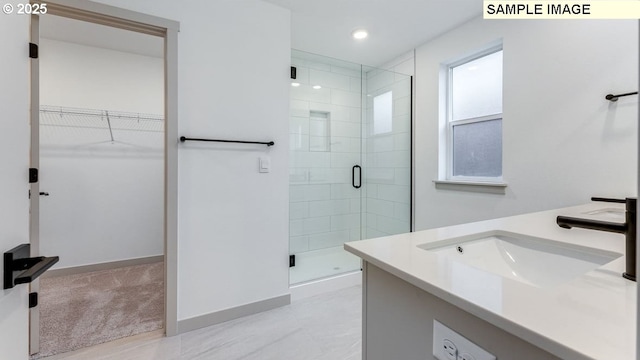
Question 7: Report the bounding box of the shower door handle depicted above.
[352,165,361,189]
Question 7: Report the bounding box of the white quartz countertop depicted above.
[344,203,636,360]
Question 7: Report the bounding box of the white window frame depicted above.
[446,46,503,183]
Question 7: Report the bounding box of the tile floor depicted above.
[44,285,362,360]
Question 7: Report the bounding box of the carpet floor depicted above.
[33,262,164,359]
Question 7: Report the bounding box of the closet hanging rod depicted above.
[179,136,275,147]
[605,91,638,102]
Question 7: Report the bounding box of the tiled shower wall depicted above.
[363,69,412,239]
[289,55,363,254]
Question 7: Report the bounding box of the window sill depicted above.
[433,180,507,194]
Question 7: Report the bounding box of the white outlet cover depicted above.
[433,320,496,360]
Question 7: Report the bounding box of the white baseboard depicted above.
[41,255,164,278]
[176,294,291,334]
[290,270,362,302]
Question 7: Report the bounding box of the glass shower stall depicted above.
[289,50,412,284]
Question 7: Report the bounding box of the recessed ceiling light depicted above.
[352,29,368,40]
[313,85,322,90]
[291,82,300,87]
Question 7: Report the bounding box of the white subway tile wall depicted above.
[289,51,411,284]
[290,54,363,257]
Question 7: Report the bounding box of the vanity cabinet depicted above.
[362,262,561,360]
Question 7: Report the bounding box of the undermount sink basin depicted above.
[417,230,622,288]
[581,207,625,220]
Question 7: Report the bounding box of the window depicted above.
[447,48,503,181]
[373,91,393,135]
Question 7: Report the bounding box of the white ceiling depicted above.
[39,1,483,67]
[263,0,484,67]
[39,14,163,58]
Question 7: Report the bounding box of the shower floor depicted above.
[290,245,361,285]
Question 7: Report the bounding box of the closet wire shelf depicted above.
[39,105,164,143]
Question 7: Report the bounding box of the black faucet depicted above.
[556,197,636,282]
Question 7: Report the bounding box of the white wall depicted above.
[415,18,638,230]
[39,39,163,113]
[378,50,415,77]
[0,14,31,360]
[38,39,164,269]
[93,0,292,323]
[38,140,164,269]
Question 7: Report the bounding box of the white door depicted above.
[2,4,179,358]
[0,13,35,360]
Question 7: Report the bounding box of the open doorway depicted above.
[29,6,175,357]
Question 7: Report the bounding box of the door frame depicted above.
[29,13,41,355]
[28,1,180,353]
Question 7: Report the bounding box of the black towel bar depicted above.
[605,91,638,102]
[179,136,274,147]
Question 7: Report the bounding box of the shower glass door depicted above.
[361,66,412,241]
[289,50,411,285]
